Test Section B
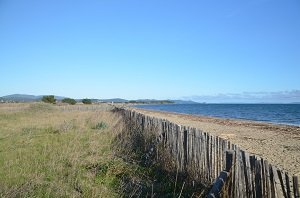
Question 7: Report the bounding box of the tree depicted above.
[42,95,56,104]
[62,98,77,105]
[82,98,92,104]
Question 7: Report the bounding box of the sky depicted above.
[0,0,300,102]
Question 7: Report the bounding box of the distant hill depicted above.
[1,94,65,102]
[99,98,129,103]
[170,100,199,104]
[0,94,130,103]
[0,94,198,104]
[2,94,41,102]
[129,99,173,104]
[128,99,199,104]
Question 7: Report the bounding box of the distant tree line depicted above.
[82,98,92,104]
[62,98,77,105]
[42,95,56,104]
[41,95,92,105]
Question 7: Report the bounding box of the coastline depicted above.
[134,103,300,127]
[132,107,300,177]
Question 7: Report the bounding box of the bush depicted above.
[62,98,77,105]
[91,122,108,130]
[82,98,92,104]
[42,95,56,104]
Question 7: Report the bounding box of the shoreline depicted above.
[134,104,300,127]
[133,107,300,130]
[132,107,300,177]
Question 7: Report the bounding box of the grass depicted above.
[0,102,207,197]
[112,109,208,197]
[0,103,139,197]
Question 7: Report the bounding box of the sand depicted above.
[132,107,300,177]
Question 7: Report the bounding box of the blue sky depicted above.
[1,0,300,102]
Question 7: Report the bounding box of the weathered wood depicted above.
[176,124,181,170]
[269,164,276,198]
[211,135,214,180]
[241,150,251,197]
[202,131,206,181]
[216,136,220,179]
[238,149,243,197]
[261,159,266,197]
[293,176,299,198]
[193,130,198,178]
[207,171,229,198]
[183,129,188,168]
[222,139,227,171]
[197,130,203,180]
[225,150,234,172]
[285,172,292,198]
[205,132,209,182]
[180,126,185,171]
[255,159,262,198]
[187,128,192,168]
[121,109,297,198]
[210,135,214,181]
[234,148,239,198]
[250,155,257,197]
[237,149,245,198]
[264,160,271,198]
[274,166,284,198]
[277,169,288,198]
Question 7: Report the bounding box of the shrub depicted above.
[82,98,92,104]
[91,122,108,130]
[62,98,77,105]
[42,95,56,104]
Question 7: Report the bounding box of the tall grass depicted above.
[0,103,134,197]
[112,109,208,197]
[0,103,208,197]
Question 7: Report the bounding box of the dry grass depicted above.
[0,103,208,197]
[0,103,133,197]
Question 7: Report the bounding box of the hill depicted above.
[2,94,40,102]
[170,100,199,104]
[1,94,66,102]
[99,98,129,103]
[0,94,198,104]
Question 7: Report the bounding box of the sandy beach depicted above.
[132,107,300,177]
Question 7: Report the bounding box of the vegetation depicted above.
[62,98,77,105]
[82,98,92,104]
[41,95,56,104]
[112,113,208,197]
[0,103,202,197]
[0,103,138,197]
[91,121,108,130]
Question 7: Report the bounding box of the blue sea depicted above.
[136,104,300,126]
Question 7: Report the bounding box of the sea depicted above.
[135,104,300,126]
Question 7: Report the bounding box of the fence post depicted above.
[293,176,299,198]
[207,150,234,198]
[183,129,188,168]
[207,171,229,198]
[225,150,234,172]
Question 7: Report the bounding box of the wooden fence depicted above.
[119,108,299,198]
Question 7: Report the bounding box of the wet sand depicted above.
[132,107,300,177]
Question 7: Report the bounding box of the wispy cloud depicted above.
[182,90,300,103]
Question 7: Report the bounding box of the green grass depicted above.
[0,103,139,197]
[0,103,207,197]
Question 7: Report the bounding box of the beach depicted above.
[133,107,300,177]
